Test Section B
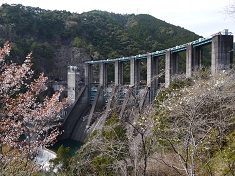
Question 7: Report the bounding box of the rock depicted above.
[52,46,91,82]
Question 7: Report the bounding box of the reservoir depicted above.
[49,139,83,155]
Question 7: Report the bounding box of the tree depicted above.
[70,86,157,176]
[152,71,235,175]
[72,37,87,48]
[50,145,73,173]
[0,42,67,174]
[71,114,130,175]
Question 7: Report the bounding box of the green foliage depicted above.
[209,131,235,175]
[30,42,53,59]
[29,41,54,75]
[72,37,87,48]
[154,78,194,148]
[0,4,199,79]
[92,154,115,176]
[104,114,127,142]
[104,124,127,141]
[71,113,129,175]
[168,78,193,89]
[50,145,72,172]
[105,114,120,126]
[155,78,192,106]
[153,71,235,175]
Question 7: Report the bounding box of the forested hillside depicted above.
[1,4,235,176]
[0,4,199,80]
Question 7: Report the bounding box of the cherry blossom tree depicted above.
[0,42,67,168]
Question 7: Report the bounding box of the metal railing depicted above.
[85,29,232,65]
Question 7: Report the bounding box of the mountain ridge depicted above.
[0,4,200,81]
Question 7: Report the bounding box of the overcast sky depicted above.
[2,0,235,37]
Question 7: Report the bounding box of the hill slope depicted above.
[0,4,200,80]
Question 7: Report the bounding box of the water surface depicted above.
[49,139,83,155]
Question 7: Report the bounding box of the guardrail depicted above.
[85,29,232,64]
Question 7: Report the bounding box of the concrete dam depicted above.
[60,29,234,142]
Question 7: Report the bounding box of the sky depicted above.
[2,0,235,37]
